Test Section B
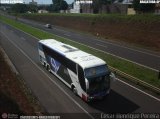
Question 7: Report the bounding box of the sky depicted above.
[24,0,74,4]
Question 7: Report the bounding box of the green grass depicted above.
[0,15,159,88]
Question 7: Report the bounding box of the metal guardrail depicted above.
[109,66,160,95]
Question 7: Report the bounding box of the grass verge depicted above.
[0,15,159,89]
[0,47,45,115]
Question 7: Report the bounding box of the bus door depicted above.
[77,64,87,96]
[74,64,81,96]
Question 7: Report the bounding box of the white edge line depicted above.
[65,36,159,72]
[21,37,26,40]
[93,38,160,58]
[1,22,160,102]
[2,19,158,72]
[19,17,160,58]
[117,78,160,102]
[22,18,160,58]
[38,27,159,72]
[96,43,107,48]
[64,34,71,37]
[1,31,94,119]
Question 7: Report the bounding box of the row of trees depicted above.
[11,0,156,14]
[133,0,155,13]
[52,0,68,12]
[52,0,155,13]
[11,0,68,13]
[92,0,115,13]
[92,0,155,13]
[11,4,38,13]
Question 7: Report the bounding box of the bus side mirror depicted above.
[110,72,116,82]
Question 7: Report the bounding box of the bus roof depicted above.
[39,39,106,69]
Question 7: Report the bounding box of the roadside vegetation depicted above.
[0,15,159,90]
[0,48,45,115]
[22,13,160,22]
[21,13,160,52]
[9,0,156,14]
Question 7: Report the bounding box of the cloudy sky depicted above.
[24,0,74,4]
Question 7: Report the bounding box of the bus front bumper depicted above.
[87,89,110,101]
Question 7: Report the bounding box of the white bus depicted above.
[38,39,114,102]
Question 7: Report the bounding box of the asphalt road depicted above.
[0,21,160,118]
[16,16,160,71]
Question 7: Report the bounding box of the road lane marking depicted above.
[54,27,69,33]
[64,34,71,37]
[1,31,94,119]
[18,16,160,58]
[38,25,160,71]
[117,78,160,102]
[96,43,107,49]
[93,38,160,58]
[1,23,160,102]
[21,37,26,41]
[33,19,160,58]
[77,41,159,72]
[4,17,159,71]
[64,37,159,72]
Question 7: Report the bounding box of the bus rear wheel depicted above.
[46,65,51,72]
[72,86,77,96]
[43,62,46,67]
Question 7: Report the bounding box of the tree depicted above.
[92,0,101,13]
[12,3,28,13]
[52,0,68,12]
[92,0,115,13]
[28,4,38,13]
[133,0,155,13]
[61,0,68,10]
[46,4,54,12]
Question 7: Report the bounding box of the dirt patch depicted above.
[22,14,160,52]
[0,47,45,116]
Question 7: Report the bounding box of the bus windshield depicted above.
[85,65,108,78]
[84,65,110,95]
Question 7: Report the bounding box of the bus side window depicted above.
[78,65,86,92]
